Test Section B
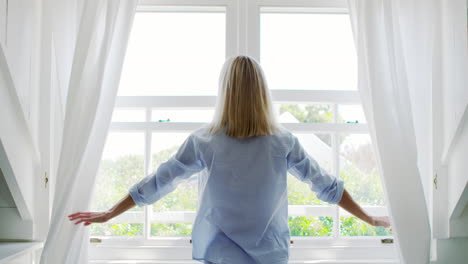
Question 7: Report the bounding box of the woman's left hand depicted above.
[68,211,111,226]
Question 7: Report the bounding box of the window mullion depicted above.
[144,108,152,239]
[247,0,260,60]
[239,0,260,59]
[332,103,340,238]
[237,0,249,55]
[114,91,361,108]
[226,0,239,57]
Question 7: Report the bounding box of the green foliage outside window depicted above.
[91,155,144,212]
[152,146,199,212]
[288,174,326,205]
[340,163,385,206]
[289,216,333,236]
[279,104,334,124]
[340,217,392,236]
[91,223,143,236]
[151,223,193,236]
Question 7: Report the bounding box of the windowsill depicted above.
[0,241,43,264]
[90,261,399,264]
[89,238,399,264]
[89,236,397,262]
[90,235,394,245]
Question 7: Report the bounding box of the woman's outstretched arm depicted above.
[69,135,204,226]
[338,188,391,228]
[68,194,136,226]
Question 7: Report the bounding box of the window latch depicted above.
[44,172,49,189]
[381,238,393,244]
[90,238,102,243]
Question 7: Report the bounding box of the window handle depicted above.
[381,238,393,244]
[90,238,102,243]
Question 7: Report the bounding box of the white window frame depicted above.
[89,0,397,262]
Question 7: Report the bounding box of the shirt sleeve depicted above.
[128,134,205,207]
[286,134,344,204]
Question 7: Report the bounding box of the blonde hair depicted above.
[209,55,279,138]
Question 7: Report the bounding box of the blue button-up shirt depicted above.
[129,126,344,264]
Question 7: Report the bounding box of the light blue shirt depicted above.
[129,126,344,264]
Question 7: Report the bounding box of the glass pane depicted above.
[151,109,214,123]
[289,216,333,237]
[91,132,145,237]
[339,134,384,205]
[111,108,146,122]
[261,13,357,90]
[340,217,393,236]
[151,133,198,213]
[338,105,367,124]
[151,223,193,236]
[149,133,198,237]
[90,223,143,237]
[118,12,226,96]
[297,133,332,171]
[288,133,332,206]
[276,104,333,123]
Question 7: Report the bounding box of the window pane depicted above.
[277,104,333,123]
[297,133,333,171]
[111,108,146,122]
[151,109,214,123]
[288,133,332,206]
[118,12,226,96]
[150,133,198,236]
[261,13,357,90]
[91,132,145,237]
[340,217,393,236]
[91,223,143,237]
[338,105,367,124]
[289,216,333,237]
[339,134,384,206]
[151,223,193,236]
[151,133,198,213]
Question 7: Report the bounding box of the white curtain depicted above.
[40,0,137,263]
[347,0,434,263]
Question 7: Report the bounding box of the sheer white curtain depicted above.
[347,0,434,263]
[40,0,137,263]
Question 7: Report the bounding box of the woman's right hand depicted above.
[68,211,112,226]
[370,216,392,229]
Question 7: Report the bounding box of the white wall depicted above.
[431,238,468,264]
[442,0,468,218]
[0,0,41,140]
[0,46,37,224]
[0,170,15,208]
[431,2,468,262]
[448,118,468,214]
[0,0,82,244]
[0,0,42,241]
[34,0,80,242]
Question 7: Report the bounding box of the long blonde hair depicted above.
[209,55,279,138]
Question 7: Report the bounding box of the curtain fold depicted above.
[347,0,434,263]
[40,1,137,263]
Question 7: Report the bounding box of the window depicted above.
[90,0,395,262]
